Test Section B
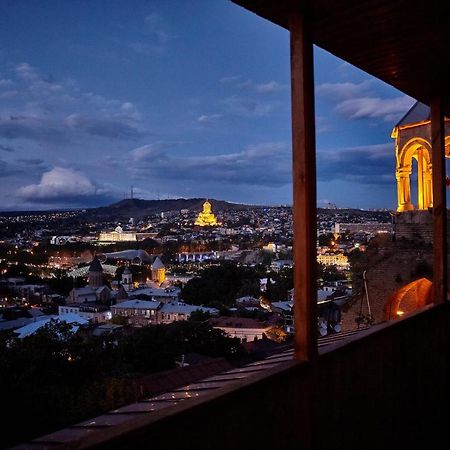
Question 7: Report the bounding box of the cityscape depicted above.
[0,1,448,449]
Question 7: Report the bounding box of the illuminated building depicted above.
[334,222,393,234]
[391,101,450,212]
[317,252,349,268]
[98,225,137,243]
[194,200,218,226]
[122,267,133,291]
[66,257,112,305]
[151,256,166,284]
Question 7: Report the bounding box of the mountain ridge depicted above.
[88,197,259,219]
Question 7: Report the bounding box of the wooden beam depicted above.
[290,11,318,361]
[431,96,448,303]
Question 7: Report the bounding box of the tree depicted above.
[266,267,293,302]
[181,263,261,307]
[111,315,129,326]
[188,309,211,322]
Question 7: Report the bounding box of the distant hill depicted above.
[87,198,257,219]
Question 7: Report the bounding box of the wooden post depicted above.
[290,12,318,361]
[430,96,448,303]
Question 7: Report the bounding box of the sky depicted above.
[0,0,418,211]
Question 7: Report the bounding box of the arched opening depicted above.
[396,138,432,211]
[384,278,433,320]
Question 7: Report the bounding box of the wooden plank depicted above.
[430,96,448,303]
[289,12,318,361]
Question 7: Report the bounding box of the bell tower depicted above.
[88,256,104,289]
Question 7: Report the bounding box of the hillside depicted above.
[87,198,257,219]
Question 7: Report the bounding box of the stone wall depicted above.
[394,210,450,243]
[343,210,450,331]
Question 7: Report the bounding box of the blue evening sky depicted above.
[0,0,416,210]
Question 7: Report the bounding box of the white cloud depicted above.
[130,143,168,161]
[220,76,288,95]
[197,114,223,124]
[64,113,140,139]
[316,80,415,122]
[255,81,288,94]
[17,167,99,200]
[219,75,241,84]
[335,96,415,122]
[316,81,372,101]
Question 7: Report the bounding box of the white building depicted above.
[58,304,111,324]
[210,317,273,342]
[111,299,161,326]
[158,302,218,324]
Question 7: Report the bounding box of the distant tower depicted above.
[130,185,134,200]
[116,285,129,303]
[88,256,104,289]
[122,266,133,291]
[151,257,166,284]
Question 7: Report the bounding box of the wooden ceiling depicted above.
[232,0,450,116]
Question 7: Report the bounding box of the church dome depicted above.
[115,225,123,233]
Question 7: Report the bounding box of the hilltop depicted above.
[87,198,257,219]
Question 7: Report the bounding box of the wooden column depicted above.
[290,12,317,361]
[430,96,448,303]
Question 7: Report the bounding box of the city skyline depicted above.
[0,0,416,211]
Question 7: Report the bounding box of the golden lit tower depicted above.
[151,256,166,284]
[392,101,450,212]
[194,199,218,226]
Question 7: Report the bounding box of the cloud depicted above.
[0,159,22,177]
[197,114,223,124]
[0,115,66,142]
[221,76,288,95]
[144,13,171,44]
[0,62,143,144]
[16,167,115,205]
[0,143,15,152]
[0,78,13,87]
[316,81,371,101]
[220,75,241,84]
[130,143,168,161]
[65,113,141,139]
[127,41,165,56]
[16,157,46,167]
[223,95,274,117]
[335,96,415,122]
[129,142,291,187]
[316,80,415,122]
[317,143,394,185]
[255,81,288,94]
[14,62,66,96]
[126,13,174,56]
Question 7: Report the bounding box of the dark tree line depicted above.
[0,319,244,447]
[180,263,261,307]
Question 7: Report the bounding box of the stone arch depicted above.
[384,278,432,320]
[396,138,432,211]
